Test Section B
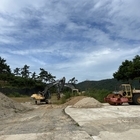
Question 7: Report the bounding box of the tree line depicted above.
[113,55,140,82]
[1,55,140,89]
[0,56,56,88]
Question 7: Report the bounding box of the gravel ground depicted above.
[1,92,139,140]
[0,104,92,140]
[0,93,93,140]
[0,92,30,119]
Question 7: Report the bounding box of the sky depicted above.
[0,0,140,83]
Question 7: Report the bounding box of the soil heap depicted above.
[0,92,28,119]
[73,97,102,108]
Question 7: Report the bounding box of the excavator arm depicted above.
[31,77,66,104]
[41,77,66,100]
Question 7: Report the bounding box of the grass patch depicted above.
[10,97,31,103]
[60,91,79,104]
[10,89,109,104]
[50,95,62,104]
[82,89,110,103]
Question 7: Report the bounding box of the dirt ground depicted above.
[0,93,94,140]
[0,96,93,140]
[0,92,140,140]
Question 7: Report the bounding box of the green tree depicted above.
[47,73,56,83]
[132,55,140,79]
[31,72,37,80]
[38,68,49,82]
[13,68,21,76]
[68,77,78,84]
[0,57,12,84]
[38,68,56,83]
[113,55,140,81]
[21,65,30,78]
[0,57,11,73]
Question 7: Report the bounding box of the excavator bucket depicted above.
[31,94,45,100]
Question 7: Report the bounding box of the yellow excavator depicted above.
[104,84,140,105]
[31,77,65,104]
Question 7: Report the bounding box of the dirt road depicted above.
[1,95,140,140]
[0,104,92,140]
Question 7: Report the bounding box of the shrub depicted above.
[9,92,21,97]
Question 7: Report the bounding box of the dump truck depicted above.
[104,84,140,105]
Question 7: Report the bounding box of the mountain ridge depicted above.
[76,78,140,91]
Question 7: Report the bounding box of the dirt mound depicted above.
[64,96,87,106]
[73,97,102,108]
[63,96,102,108]
[0,92,28,119]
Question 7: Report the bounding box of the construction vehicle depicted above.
[104,84,140,105]
[31,77,65,104]
[64,83,79,94]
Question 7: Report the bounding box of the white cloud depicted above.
[0,0,46,13]
[0,0,140,82]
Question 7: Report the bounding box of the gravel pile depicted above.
[0,92,28,119]
[73,97,102,108]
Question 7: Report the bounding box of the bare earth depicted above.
[0,104,92,140]
[0,93,92,140]
[0,92,140,140]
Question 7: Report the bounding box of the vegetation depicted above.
[82,89,110,102]
[1,55,140,102]
[0,56,56,88]
[113,55,140,82]
[77,78,121,91]
[8,92,22,97]
[60,92,72,104]
[11,97,31,103]
[60,89,110,103]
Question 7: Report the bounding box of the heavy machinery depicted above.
[64,83,79,94]
[104,84,140,105]
[31,77,65,104]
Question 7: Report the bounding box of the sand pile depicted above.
[73,97,102,108]
[64,96,87,106]
[0,92,28,119]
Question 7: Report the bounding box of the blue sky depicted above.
[0,0,140,82]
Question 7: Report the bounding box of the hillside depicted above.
[1,78,140,96]
[76,78,140,91]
